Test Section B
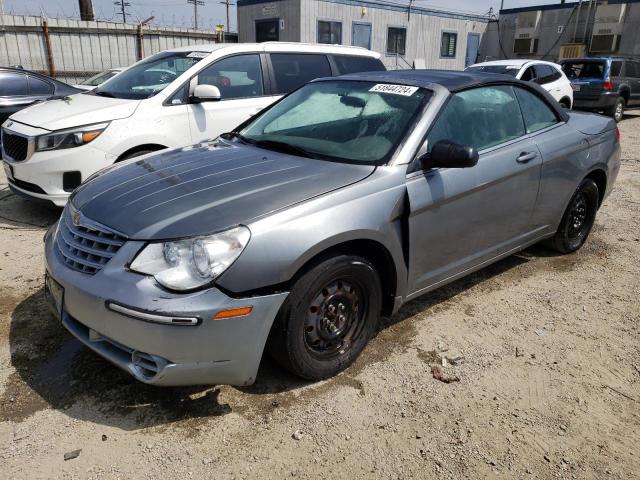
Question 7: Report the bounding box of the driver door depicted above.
[406,85,543,296]
[187,54,277,143]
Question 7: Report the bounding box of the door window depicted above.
[332,55,385,75]
[534,64,561,84]
[256,20,279,42]
[352,22,372,49]
[520,66,536,82]
[0,72,28,96]
[197,54,264,100]
[610,61,622,77]
[270,53,331,94]
[318,21,342,44]
[28,76,54,95]
[427,86,525,152]
[514,87,559,133]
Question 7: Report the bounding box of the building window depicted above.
[440,31,458,58]
[256,19,279,42]
[318,20,342,44]
[387,27,406,55]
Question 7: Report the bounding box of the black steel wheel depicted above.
[267,255,381,380]
[545,178,599,254]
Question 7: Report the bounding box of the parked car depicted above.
[466,59,573,109]
[560,57,640,123]
[43,70,620,386]
[0,67,81,124]
[73,68,125,91]
[1,43,385,206]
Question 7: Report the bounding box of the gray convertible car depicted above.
[44,70,620,386]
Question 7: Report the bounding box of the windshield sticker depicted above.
[187,52,209,58]
[369,84,419,96]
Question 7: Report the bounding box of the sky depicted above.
[0,0,579,31]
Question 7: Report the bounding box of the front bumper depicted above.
[2,123,116,207]
[44,225,289,386]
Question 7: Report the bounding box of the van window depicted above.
[610,61,622,77]
[0,72,28,96]
[332,55,385,75]
[270,54,332,94]
[198,54,264,100]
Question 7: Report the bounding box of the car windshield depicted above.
[466,65,520,76]
[239,80,431,164]
[81,70,119,86]
[561,61,606,80]
[92,51,207,99]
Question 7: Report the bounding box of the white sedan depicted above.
[465,60,573,109]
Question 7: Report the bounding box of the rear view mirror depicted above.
[420,140,479,169]
[191,84,221,103]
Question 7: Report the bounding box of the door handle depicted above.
[516,151,537,163]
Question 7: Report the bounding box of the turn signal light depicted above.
[82,130,103,143]
[213,306,253,320]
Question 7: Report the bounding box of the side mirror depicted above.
[191,84,221,103]
[420,140,479,170]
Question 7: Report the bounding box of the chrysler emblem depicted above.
[72,210,81,226]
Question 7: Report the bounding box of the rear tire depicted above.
[606,97,625,123]
[267,255,381,380]
[545,178,599,254]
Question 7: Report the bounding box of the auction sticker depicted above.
[369,84,419,96]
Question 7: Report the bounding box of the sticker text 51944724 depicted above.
[369,84,419,96]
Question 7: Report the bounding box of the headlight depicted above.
[36,122,109,152]
[130,226,251,291]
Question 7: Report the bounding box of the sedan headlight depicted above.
[36,122,109,152]
[130,226,251,291]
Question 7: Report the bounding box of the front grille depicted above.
[54,209,126,274]
[2,130,29,161]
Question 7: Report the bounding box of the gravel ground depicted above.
[0,113,639,479]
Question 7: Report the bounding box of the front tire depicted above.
[606,97,625,123]
[545,178,599,254]
[267,255,382,380]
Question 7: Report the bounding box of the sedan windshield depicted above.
[239,80,431,164]
[92,51,208,99]
[465,65,520,77]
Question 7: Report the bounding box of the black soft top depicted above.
[321,69,569,121]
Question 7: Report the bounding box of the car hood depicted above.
[9,93,139,131]
[71,141,376,240]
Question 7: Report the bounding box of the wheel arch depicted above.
[116,143,168,162]
[559,96,572,109]
[619,87,630,103]
[584,168,607,208]
[286,238,400,318]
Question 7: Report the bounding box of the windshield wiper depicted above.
[254,139,317,159]
[92,90,115,98]
[220,131,254,144]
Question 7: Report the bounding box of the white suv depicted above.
[1,43,384,206]
[465,59,573,109]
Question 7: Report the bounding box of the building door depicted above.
[352,22,372,49]
[256,19,279,42]
[465,33,480,67]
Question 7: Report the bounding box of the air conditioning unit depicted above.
[559,43,587,60]
[514,10,541,54]
[590,4,626,53]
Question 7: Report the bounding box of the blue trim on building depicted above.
[237,0,489,23]
[500,0,640,15]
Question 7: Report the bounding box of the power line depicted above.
[114,0,132,23]
[187,0,204,30]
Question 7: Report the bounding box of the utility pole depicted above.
[187,0,204,30]
[219,0,235,33]
[113,0,131,24]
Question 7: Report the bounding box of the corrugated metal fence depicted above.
[0,14,237,84]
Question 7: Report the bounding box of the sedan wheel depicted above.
[545,178,599,254]
[267,255,381,380]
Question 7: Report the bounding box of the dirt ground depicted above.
[0,114,639,480]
